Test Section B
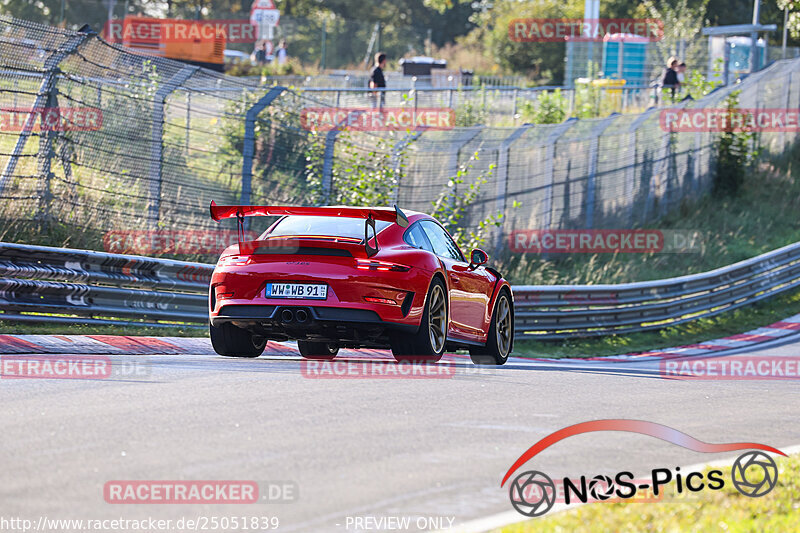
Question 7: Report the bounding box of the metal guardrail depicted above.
[0,242,211,328]
[514,241,800,339]
[1,241,799,339]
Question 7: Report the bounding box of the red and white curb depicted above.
[0,313,798,363]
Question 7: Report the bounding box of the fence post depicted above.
[511,88,518,120]
[320,111,365,205]
[625,107,659,226]
[541,118,577,231]
[780,71,791,148]
[0,27,95,196]
[391,128,427,205]
[185,90,191,154]
[584,114,619,229]
[241,86,287,211]
[693,130,703,195]
[493,124,532,251]
[147,65,199,230]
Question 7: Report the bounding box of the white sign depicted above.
[250,0,280,40]
[251,0,276,10]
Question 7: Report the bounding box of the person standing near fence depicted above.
[251,40,268,65]
[369,52,387,109]
[661,57,681,103]
[276,40,288,65]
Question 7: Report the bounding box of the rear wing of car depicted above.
[209,201,410,257]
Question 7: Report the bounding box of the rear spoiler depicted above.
[209,201,409,257]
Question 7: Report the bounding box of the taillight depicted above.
[356,259,411,272]
[218,255,252,266]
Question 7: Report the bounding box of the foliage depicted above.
[305,131,510,249]
[642,0,709,81]
[454,86,488,126]
[473,0,584,84]
[682,58,724,100]
[430,153,504,249]
[713,90,755,196]
[519,89,568,124]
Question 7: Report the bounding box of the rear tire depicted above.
[391,277,447,363]
[298,341,339,360]
[210,322,266,358]
[470,290,513,365]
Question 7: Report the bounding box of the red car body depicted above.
[208,203,514,363]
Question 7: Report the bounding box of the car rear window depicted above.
[260,216,391,240]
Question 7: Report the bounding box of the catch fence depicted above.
[1,17,800,259]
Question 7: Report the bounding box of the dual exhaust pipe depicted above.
[280,308,309,324]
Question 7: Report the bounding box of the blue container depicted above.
[602,37,648,84]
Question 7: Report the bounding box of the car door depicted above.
[419,221,491,339]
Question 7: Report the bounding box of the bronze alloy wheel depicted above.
[428,283,447,354]
[495,294,512,358]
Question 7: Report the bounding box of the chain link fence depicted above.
[2,16,800,259]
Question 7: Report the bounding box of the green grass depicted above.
[497,453,800,533]
[505,140,800,358]
[512,287,800,358]
[499,149,800,286]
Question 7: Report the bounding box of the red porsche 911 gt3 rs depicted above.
[208,202,514,365]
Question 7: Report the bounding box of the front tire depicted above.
[298,341,339,360]
[470,290,513,365]
[391,277,447,363]
[210,322,266,358]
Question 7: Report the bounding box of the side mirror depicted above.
[469,248,488,269]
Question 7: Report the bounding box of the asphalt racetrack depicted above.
[1,333,799,532]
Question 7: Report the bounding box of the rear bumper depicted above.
[211,303,417,343]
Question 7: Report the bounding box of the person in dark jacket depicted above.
[369,52,387,109]
[661,57,680,103]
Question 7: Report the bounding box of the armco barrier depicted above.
[0,242,211,328]
[0,241,799,339]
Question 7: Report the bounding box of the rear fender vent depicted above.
[401,292,415,317]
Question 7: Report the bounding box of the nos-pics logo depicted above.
[502,420,783,517]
